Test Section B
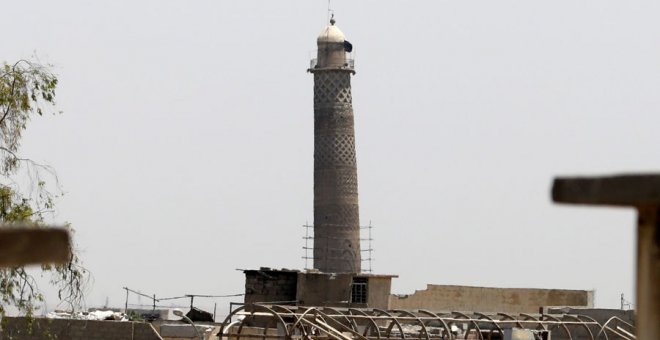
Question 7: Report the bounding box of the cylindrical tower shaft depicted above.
[309,20,361,273]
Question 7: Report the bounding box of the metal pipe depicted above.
[220,304,630,340]
[174,310,203,340]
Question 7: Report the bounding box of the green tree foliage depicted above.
[0,59,88,317]
[0,60,58,174]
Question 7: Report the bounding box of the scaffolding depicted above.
[302,223,374,273]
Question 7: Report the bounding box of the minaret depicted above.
[308,16,361,273]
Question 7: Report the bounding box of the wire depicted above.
[123,287,156,301]
[184,293,244,298]
[158,295,188,301]
[123,286,244,302]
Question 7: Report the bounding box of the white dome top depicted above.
[317,24,345,44]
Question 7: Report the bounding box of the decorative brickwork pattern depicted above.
[314,72,352,108]
[314,204,359,226]
[314,134,356,167]
[314,169,359,199]
[311,68,361,273]
[315,107,355,132]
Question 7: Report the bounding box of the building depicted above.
[242,17,398,309]
[390,284,594,314]
[243,268,396,309]
[310,15,362,274]
[1,317,162,340]
[240,17,597,318]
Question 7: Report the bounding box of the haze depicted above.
[5,1,659,315]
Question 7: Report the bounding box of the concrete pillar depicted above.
[553,174,660,340]
[636,207,659,340]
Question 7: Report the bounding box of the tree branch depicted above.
[0,77,18,126]
[0,146,58,174]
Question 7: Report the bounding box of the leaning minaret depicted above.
[308,17,361,273]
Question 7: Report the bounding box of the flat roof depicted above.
[241,268,398,278]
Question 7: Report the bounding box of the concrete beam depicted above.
[0,227,71,267]
[552,174,660,340]
[552,174,660,207]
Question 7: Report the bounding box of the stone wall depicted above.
[244,269,298,304]
[159,323,217,340]
[390,284,594,314]
[242,269,395,310]
[296,272,353,306]
[1,317,162,340]
[295,273,394,309]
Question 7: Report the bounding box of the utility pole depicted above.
[123,287,129,314]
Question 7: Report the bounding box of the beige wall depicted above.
[389,284,594,314]
[295,273,393,310]
[296,272,353,306]
[1,317,162,340]
[367,277,393,310]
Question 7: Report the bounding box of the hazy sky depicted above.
[5,1,659,316]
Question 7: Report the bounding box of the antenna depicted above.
[620,293,633,310]
[327,0,333,24]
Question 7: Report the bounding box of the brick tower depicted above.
[308,17,361,273]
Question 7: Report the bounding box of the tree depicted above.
[0,59,88,317]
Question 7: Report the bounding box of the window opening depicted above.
[351,277,368,304]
